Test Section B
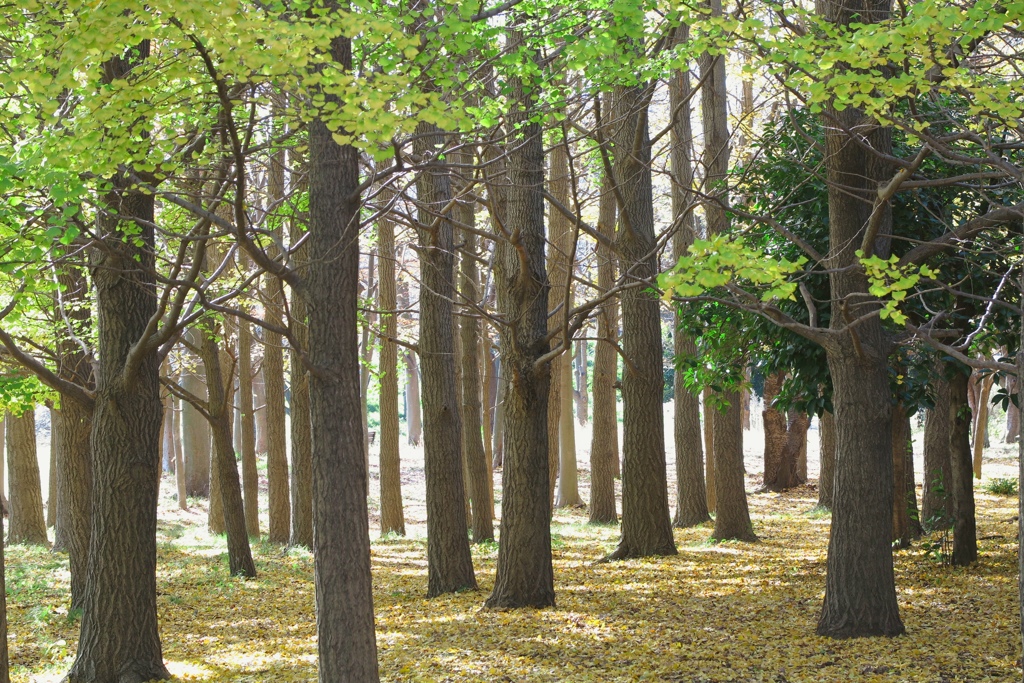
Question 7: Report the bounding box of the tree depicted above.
[6,408,48,546]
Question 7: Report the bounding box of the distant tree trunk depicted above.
[377,185,405,537]
[762,374,809,492]
[49,407,59,529]
[0,513,7,683]
[199,329,257,578]
[305,29,381,677]
[7,409,49,545]
[704,388,716,513]
[253,363,267,456]
[485,34,554,608]
[414,118,476,597]
[904,418,922,540]
[589,167,619,525]
[182,350,211,498]
[575,340,588,425]
[237,316,260,538]
[972,373,994,479]
[712,393,757,542]
[458,194,494,543]
[288,257,311,548]
[173,396,186,511]
[491,365,505,468]
[669,40,710,529]
[925,384,954,512]
[891,403,912,548]
[361,252,377,462]
[0,415,6,516]
[607,81,676,560]
[949,368,977,566]
[405,350,422,447]
[555,349,582,507]
[482,341,496,470]
[162,377,176,483]
[817,410,836,509]
[1005,376,1019,443]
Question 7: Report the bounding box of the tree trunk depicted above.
[458,190,493,543]
[482,340,496,471]
[287,231,311,548]
[305,25,380,677]
[704,388,716,513]
[491,363,505,468]
[922,385,954,530]
[405,350,422,446]
[0,514,7,683]
[414,118,476,597]
[575,340,588,425]
[1005,377,1019,443]
[237,316,260,538]
[949,368,977,566]
[377,185,405,537]
[712,393,757,542]
[181,344,211,498]
[555,350,582,507]
[48,407,59,529]
[972,373,994,479]
[361,252,377,464]
[200,329,257,578]
[173,396,186,511]
[0,415,6,516]
[253,360,267,456]
[589,166,620,525]
[67,123,170,679]
[7,409,49,545]
[891,402,912,548]
[669,42,710,529]
[485,34,554,607]
[762,372,804,491]
[818,410,836,509]
[607,82,676,560]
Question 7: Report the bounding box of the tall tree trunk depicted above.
[491,363,505,468]
[253,361,267,456]
[414,118,476,596]
[377,185,405,537]
[0,512,7,683]
[712,394,757,542]
[669,38,710,529]
[181,350,211,498]
[67,98,170,678]
[0,415,6,516]
[575,340,588,425]
[482,340,496,471]
[7,409,49,545]
[173,395,186,511]
[237,316,260,538]
[199,329,257,578]
[922,375,953,529]
[485,31,554,608]
[405,350,422,446]
[891,402,912,548]
[555,350,582,506]
[458,190,493,543]
[607,81,676,560]
[817,410,836,509]
[305,23,380,679]
[949,368,977,566]
[288,237,312,548]
[589,167,620,525]
[48,407,59,529]
[360,251,376,470]
[704,388,716,513]
[972,373,994,479]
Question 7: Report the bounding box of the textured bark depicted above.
[458,191,493,542]
[200,330,257,578]
[288,242,311,548]
[208,360,225,536]
[607,82,676,560]
[377,186,405,537]
[704,388,716,513]
[414,118,476,596]
[54,388,96,604]
[669,45,710,529]
[237,316,260,538]
[949,370,977,566]
[712,394,757,542]
[485,36,555,607]
[305,23,380,678]
[762,373,806,492]
[0,513,7,683]
[589,167,620,525]
[891,403,912,548]
[972,373,993,479]
[405,350,422,447]
[48,407,59,529]
[67,101,170,678]
[7,409,49,545]
[546,355,561,504]
[923,377,953,528]
[817,410,836,509]
[181,345,211,498]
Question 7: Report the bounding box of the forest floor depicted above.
[8,402,1022,682]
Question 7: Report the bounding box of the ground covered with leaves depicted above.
[8,477,1020,682]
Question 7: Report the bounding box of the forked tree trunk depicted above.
[414,117,476,597]
[668,38,710,529]
[712,393,756,542]
[589,166,619,525]
[377,185,405,537]
[817,410,836,509]
[305,25,380,678]
[458,193,493,542]
[237,316,260,538]
[607,81,676,560]
[485,34,554,608]
[921,376,950,532]
[7,409,49,545]
[200,330,257,578]
[67,122,170,679]
[949,368,977,566]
